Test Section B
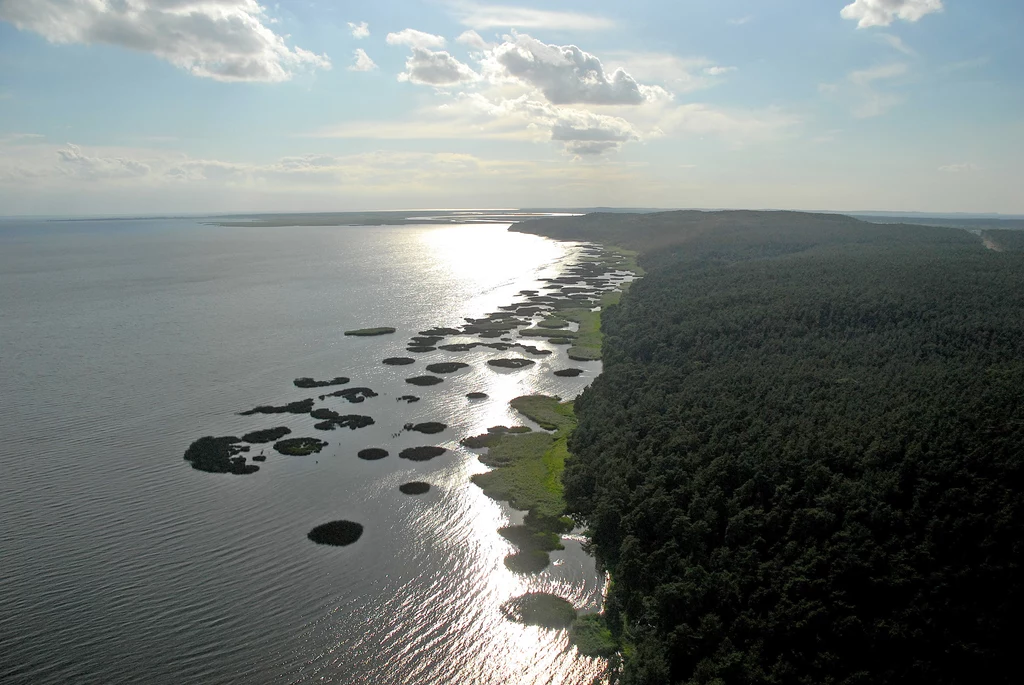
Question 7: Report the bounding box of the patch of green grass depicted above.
[569,614,618,657]
[509,395,575,432]
[519,327,577,338]
[470,396,577,572]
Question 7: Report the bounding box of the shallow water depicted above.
[0,218,608,684]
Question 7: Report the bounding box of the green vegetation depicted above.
[382,357,416,365]
[309,409,374,431]
[399,446,446,461]
[520,327,576,338]
[425,362,470,373]
[239,398,313,416]
[273,437,327,455]
[516,210,1024,684]
[487,358,535,369]
[318,387,378,403]
[406,421,446,434]
[241,426,291,443]
[466,392,488,399]
[293,376,349,388]
[509,395,574,431]
[399,482,431,495]
[183,436,258,475]
[569,614,617,657]
[983,229,1024,252]
[357,448,388,460]
[471,396,576,572]
[500,593,577,629]
[405,375,443,386]
[553,368,584,377]
[307,520,363,546]
[406,345,436,353]
[344,327,395,336]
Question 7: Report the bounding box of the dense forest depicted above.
[518,212,1024,684]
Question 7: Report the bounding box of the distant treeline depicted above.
[518,211,1024,684]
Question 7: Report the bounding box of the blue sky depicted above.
[0,0,1021,215]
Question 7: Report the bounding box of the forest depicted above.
[519,212,1024,684]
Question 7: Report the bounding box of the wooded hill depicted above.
[515,211,1024,684]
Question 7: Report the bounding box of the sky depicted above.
[0,0,1021,216]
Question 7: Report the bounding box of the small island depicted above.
[307,520,363,546]
[405,375,444,386]
[399,446,447,461]
[396,395,420,403]
[382,357,416,365]
[425,362,470,374]
[294,376,349,388]
[274,437,327,455]
[487,358,536,369]
[241,426,291,443]
[183,435,259,475]
[500,593,577,629]
[406,421,447,434]
[344,327,396,336]
[357,448,388,460]
[553,368,584,377]
[467,392,488,399]
[239,398,314,416]
[399,482,431,495]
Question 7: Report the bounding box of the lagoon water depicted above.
[0,218,608,684]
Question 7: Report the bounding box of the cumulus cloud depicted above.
[488,34,661,105]
[348,21,369,39]
[399,48,478,86]
[349,48,377,72]
[386,28,446,49]
[457,29,489,50]
[841,0,944,28]
[450,2,615,31]
[704,66,737,76]
[0,0,330,82]
[56,144,150,179]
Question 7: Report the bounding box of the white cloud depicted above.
[878,33,915,55]
[348,21,370,39]
[938,163,981,173]
[825,63,909,118]
[849,62,908,85]
[841,0,944,28]
[604,53,721,93]
[457,29,489,50]
[56,143,151,179]
[399,48,479,86]
[0,0,330,82]
[386,28,446,49]
[450,2,615,31]
[704,66,737,76]
[487,34,662,105]
[658,104,799,144]
[349,48,377,72]
[852,92,905,118]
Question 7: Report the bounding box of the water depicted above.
[0,218,609,684]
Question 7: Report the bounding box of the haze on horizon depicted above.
[0,0,1021,217]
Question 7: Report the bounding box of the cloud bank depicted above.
[0,0,330,82]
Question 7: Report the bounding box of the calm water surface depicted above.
[0,219,608,684]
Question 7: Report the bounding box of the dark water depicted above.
[0,219,609,684]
